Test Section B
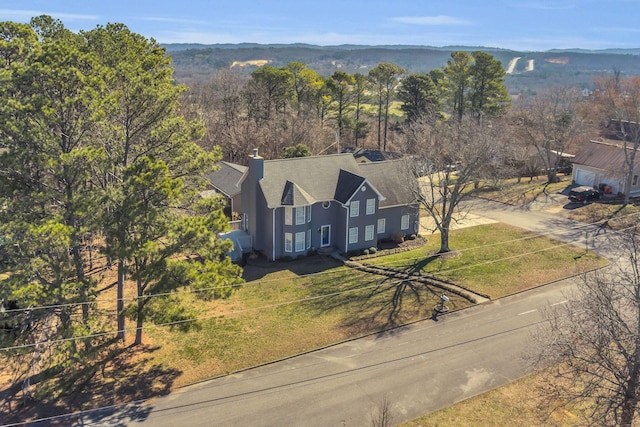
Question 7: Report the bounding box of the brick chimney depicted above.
[241,149,264,236]
[248,148,264,181]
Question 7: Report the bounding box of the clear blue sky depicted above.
[2,0,639,51]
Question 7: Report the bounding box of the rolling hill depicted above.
[164,43,640,95]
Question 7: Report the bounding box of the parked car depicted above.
[568,186,601,204]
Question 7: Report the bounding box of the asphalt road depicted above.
[82,197,622,427]
[86,279,575,427]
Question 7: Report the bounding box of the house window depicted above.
[285,207,292,225]
[634,175,639,186]
[366,198,375,215]
[307,205,312,223]
[306,229,311,249]
[285,233,293,252]
[365,225,375,241]
[348,227,358,244]
[401,214,410,230]
[350,200,360,217]
[377,218,386,234]
[295,231,305,252]
[295,207,305,225]
[322,201,331,209]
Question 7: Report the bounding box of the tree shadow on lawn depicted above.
[1,340,181,426]
[403,249,457,276]
[305,271,441,337]
[242,253,344,281]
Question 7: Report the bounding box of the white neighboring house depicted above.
[571,139,640,196]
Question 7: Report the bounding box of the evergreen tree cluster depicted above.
[0,16,243,373]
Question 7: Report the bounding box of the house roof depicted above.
[281,180,315,206]
[357,161,415,207]
[573,139,629,171]
[258,153,414,209]
[342,147,404,163]
[334,169,367,203]
[206,161,247,198]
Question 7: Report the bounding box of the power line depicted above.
[0,280,391,351]
[1,209,635,426]
[0,220,612,352]
[4,208,640,313]
[1,207,635,348]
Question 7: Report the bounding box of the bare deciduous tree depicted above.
[512,86,585,184]
[593,75,640,205]
[532,231,640,427]
[370,394,394,427]
[404,118,504,253]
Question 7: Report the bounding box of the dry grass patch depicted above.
[400,372,585,427]
[566,200,640,230]
[475,176,569,206]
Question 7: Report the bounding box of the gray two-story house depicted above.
[238,149,419,261]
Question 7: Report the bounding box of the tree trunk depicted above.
[134,280,144,346]
[439,227,451,253]
[383,94,389,151]
[377,97,383,150]
[619,383,639,427]
[117,260,125,340]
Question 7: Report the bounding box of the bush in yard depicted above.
[391,232,405,243]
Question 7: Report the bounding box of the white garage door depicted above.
[575,169,595,187]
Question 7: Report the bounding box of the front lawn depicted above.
[2,220,607,423]
[567,200,640,230]
[364,223,606,298]
[144,222,605,387]
[146,257,456,387]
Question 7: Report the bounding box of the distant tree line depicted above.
[180,51,511,162]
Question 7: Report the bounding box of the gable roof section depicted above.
[334,169,366,203]
[281,180,315,205]
[206,161,247,197]
[260,154,361,208]
[257,153,414,209]
[357,160,414,207]
[573,140,629,171]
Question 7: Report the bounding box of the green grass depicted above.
[144,222,605,387]
[3,212,607,423]
[147,260,451,386]
[366,223,606,298]
[360,101,405,119]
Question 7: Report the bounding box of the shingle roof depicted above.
[206,161,247,197]
[573,139,629,171]
[343,147,403,163]
[281,180,315,205]
[357,160,414,206]
[334,169,366,203]
[258,153,414,208]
